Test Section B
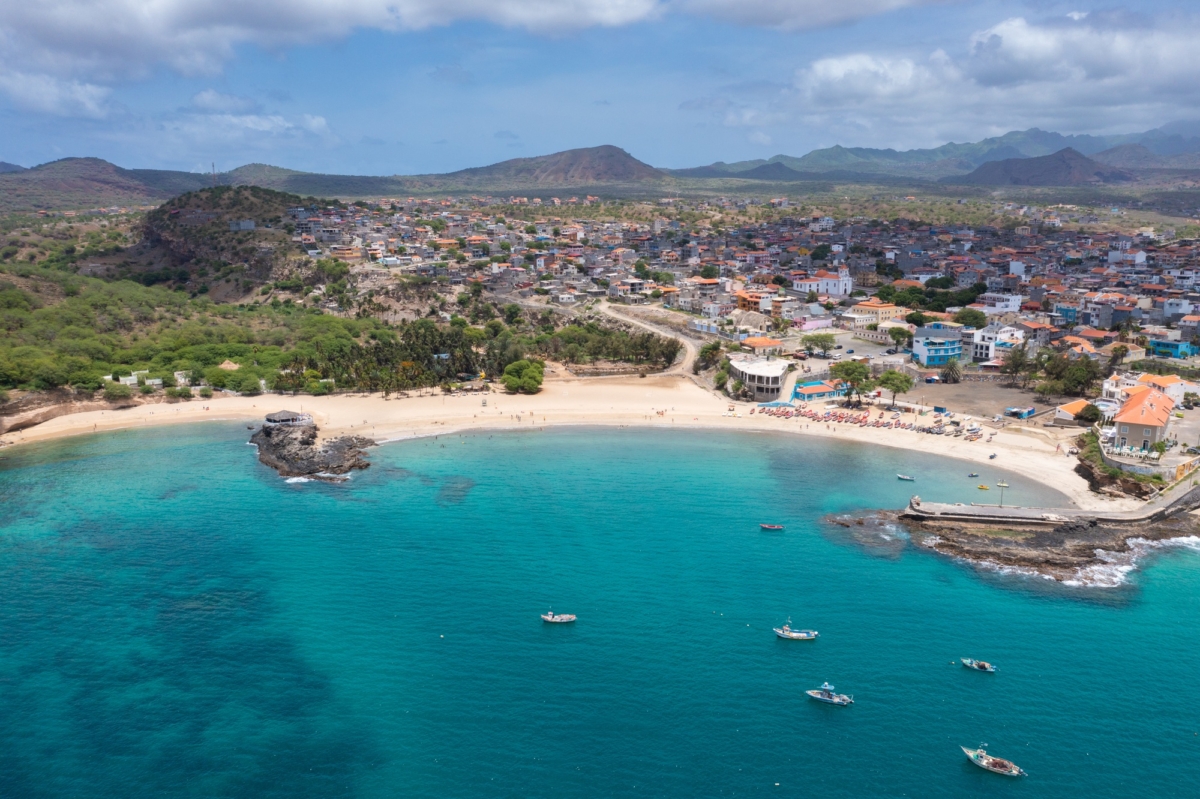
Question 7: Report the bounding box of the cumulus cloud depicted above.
[0,69,110,117]
[780,12,1200,146]
[0,0,940,100]
[675,0,944,30]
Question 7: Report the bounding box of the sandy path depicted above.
[0,372,1132,513]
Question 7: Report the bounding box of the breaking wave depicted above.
[1063,536,1200,588]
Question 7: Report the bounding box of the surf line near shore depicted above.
[0,372,1134,514]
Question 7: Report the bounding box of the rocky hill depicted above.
[0,158,213,214]
[441,145,664,185]
[137,186,314,299]
[943,148,1134,186]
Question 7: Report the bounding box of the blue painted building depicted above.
[912,327,963,366]
[1146,339,1196,359]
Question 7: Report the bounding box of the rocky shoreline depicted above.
[828,507,1200,584]
[249,419,374,481]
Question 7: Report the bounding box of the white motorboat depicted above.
[773,619,818,640]
[806,682,853,705]
[541,610,576,623]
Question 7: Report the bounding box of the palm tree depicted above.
[1107,344,1129,375]
[940,357,962,384]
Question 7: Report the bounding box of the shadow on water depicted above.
[436,476,476,505]
[0,513,381,798]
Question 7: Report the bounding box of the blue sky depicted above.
[1,0,1198,174]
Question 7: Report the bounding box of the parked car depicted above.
[846,349,854,354]
[834,344,843,349]
[885,348,897,355]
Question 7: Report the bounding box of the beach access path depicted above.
[0,369,1139,514]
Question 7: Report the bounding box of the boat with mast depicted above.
[961,745,1026,776]
[773,619,818,640]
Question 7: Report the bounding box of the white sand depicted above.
[0,371,1132,512]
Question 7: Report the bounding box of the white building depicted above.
[727,355,790,401]
[978,293,1023,315]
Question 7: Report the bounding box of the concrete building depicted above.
[727,355,790,401]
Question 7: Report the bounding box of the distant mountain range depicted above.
[944,148,1134,187]
[5,125,1200,213]
[670,122,1200,180]
[0,147,668,213]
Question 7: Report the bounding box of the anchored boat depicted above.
[961,658,997,673]
[995,481,1009,488]
[897,474,916,481]
[806,682,853,706]
[961,745,1026,777]
[760,523,785,531]
[774,619,818,640]
[541,610,576,623]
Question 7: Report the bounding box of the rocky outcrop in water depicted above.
[250,421,374,480]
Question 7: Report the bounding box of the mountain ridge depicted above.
[942,148,1135,186]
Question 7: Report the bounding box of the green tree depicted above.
[801,332,836,356]
[888,326,911,349]
[1107,344,1129,374]
[940,357,962,384]
[1075,403,1102,424]
[103,382,133,402]
[502,359,544,393]
[524,224,537,235]
[877,369,914,406]
[904,311,928,326]
[953,308,987,328]
[503,304,522,325]
[1000,342,1031,385]
[805,290,818,303]
[700,264,719,279]
[830,360,874,404]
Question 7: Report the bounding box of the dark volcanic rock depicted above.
[250,423,374,480]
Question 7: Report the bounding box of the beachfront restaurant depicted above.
[792,380,848,403]
[727,354,789,401]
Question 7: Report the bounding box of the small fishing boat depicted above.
[988,453,997,459]
[961,658,997,673]
[760,523,785,531]
[961,745,1026,777]
[897,474,916,481]
[977,485,990,490]
[774,619,818,640]
[967,472,979,478]
[995,481,1009,488]
[541,610,576,623]
[806,682,853,706]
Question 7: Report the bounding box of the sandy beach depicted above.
[0,369,1134,512]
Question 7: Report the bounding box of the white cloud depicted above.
[675,0,944,30]
[748,130,772,145]
[0,68,110,117]
[0,0,942,94]
[779,12,1200,147]
[190,89,261,113]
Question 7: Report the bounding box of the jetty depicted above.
[901,485,1200,529]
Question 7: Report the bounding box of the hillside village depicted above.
[252,189,1200,483]
[10,185,1200,486]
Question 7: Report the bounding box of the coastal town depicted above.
[220,191,1200,487]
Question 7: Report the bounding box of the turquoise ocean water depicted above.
[1,424,1198,797]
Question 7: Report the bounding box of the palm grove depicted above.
[0,266,680,400]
